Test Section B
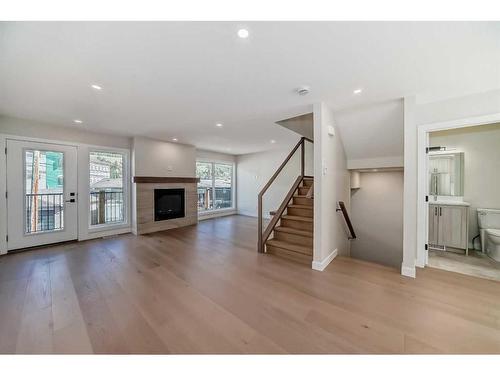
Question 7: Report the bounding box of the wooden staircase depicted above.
[257,136,314,265]
[266,178,314,264]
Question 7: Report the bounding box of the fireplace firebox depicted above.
[154,188,185,221]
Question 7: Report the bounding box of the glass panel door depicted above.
[6,140,78,251]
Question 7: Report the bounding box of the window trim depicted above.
[196,159,236,214]
[87,147,130,232]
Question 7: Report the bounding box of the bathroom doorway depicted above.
[424,122,500,282]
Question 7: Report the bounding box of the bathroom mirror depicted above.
[428,152,464,196]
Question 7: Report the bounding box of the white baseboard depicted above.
[312,248,338,271]
[81,227,132,241]
[401,264,416,278]
[198,209,237,221]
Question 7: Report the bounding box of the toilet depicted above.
[477,208,500,262]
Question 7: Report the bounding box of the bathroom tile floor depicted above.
[428,249,500,282]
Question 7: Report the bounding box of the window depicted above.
[196,161,233,212]
[89,151,126,226]
[25,150,64,233]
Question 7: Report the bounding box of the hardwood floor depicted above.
[1,215,500,354]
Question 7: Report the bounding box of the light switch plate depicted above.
[328,125,336,136]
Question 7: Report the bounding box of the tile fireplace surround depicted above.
[133,177,199,235]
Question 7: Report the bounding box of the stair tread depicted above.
[274,226,313,237]
[288,204,313,210]
[266,239,312,255]
[282,215,313,222]
[296,194,313,198]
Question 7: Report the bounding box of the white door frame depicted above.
[0,133,132,255]
[416,112,500,269]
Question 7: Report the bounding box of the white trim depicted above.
[0,135,7,254]
[198,209,237,221]
[415,112,500,271]
[416,127,428,268]
[401,265,416,278]
[347,155,403,170]
[82,226,131,241]
[195,159,236,212]
[312,248,338,271]
[87,147,131,231]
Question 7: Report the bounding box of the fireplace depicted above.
[154,188,185,221]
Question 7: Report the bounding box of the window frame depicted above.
[87,147,130,231]
[196,159,236,215]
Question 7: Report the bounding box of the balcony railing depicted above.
[90,190,124,225]
[197,187,232,210]
[25,193,64,233]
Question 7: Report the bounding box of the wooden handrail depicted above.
[336,201,356,239]
[257,137,314,253]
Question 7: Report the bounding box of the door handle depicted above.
[439,207,442,216]
[65,198,76,203]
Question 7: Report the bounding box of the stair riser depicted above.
[281,218,313,232]
[266,245,312,265]
[293,196,313,206]
[274,231,313,247]
[303,179,314,187]
[287,207,313,218]
[298,187,311,195]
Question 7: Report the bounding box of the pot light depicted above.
[73,119,83,124]
[270,139,276,144]
[353,89,362,94]
[216,123,223,128]
[91,84,102,90]
[237,29,249,38]
[172,138,178,142]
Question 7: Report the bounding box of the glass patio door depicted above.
[6,140,78,250]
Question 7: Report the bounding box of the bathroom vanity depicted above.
[428,202,469,254]
[428,151,470,254]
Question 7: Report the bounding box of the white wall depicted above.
[235,137,312,218]
[196,149,236,164]
[132,136,196,178]
[402,89,500,277]
[0,115,132,254]
[430,123,500,248]
[313,102,350,270]
[350,171,404,268]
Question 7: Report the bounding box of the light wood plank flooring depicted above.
[1,215,500,354]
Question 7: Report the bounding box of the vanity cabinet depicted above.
[429,204,469,254]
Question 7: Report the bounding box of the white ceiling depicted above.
[0,22,499,155]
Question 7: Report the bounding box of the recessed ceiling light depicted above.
[237,29,249,38]
[91,84,102,90]
[73,119,83,124]
[216,123,223,128]
[270,140,276,144]
[172,138,178,142]
[353,89,362,94]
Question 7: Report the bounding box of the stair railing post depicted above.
[258,194,263,252]
[300,138,305,177]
